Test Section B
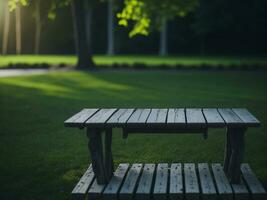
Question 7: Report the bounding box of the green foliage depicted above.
[117,0,198,37]
[47,0,70,20]
[8,0,28,11]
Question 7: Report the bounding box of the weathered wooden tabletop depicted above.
[64,108,260,129]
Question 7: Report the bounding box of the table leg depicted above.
[224,127,246,184]
[104,128,114,180]
[87,128,107,184]
[223,128,232,173]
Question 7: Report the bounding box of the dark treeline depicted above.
[1,0,267,56]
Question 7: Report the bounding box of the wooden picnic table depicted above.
[64,108,260,185]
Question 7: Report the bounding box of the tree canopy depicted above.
[117,0,198,37]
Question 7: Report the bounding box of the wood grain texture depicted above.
[232,108,260,127]
[169,163,183,200]
[167,109,186,127]
[127,109,151,125]
[231,180,249,200]
[146,109,168,124]
[212,163,233,200]
[87,178,106,199]
[65,108,260,128]
[86,108,117,125]
[203,108,225,127]
[64,109,99,127]
[87,129,107,184]
[120,163,143,200]
[184,163,199,200]
[103,163,129,200]
[107,109,135,125]
[186,108,207,128]
[241,164,266,200]
[104,128,114,181]
[136,164,156,200]
[227,128,245,184]
[71,164,94,200]
[153,163,168,200]
[218,108,243,126]
[198,163,216,200]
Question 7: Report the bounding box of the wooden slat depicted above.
[184,163,199,200]
[107,109,135,125]
[103,163,129,200]
[211,163,233,200]
[186,109,206,127]
[169,163,183,200]
[202,108,225,127]
[127,109,151,124]
[167,108,186,127]
[120,163,143,200]
[198,163,216,200]
[71,164,95,200]
[231,180,249,200]
[232,108,260,127]
[87,179,105,199]
[136,164,156,200]
[64,109,99,127]
[153,163,168,200]
[218,108,243,126]
[146,109,168,124]
[241,164,266,200]
[86,108,117,125]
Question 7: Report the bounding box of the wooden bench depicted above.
[71,163,266,200]
[64,108,265,199]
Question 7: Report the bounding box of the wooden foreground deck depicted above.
[72,163,266,200]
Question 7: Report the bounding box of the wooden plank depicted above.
[218,108,244,126]
[136,164,156,200]
[167,108,186,127]
[86,108,117,125]
[71,164,95,200]
[120,163,143,200]
[184,163,199,200]
[153,163,168,200]
[146,109,168,124]
[198,163,216,200]
[241,164,266,200]
[104,128,114,181]
[87,129,107,184]
[64,109,99,127]
[186,108,206,127]
[103,163,129,200]
[87,178,106,199]
[107,109,135,125]
[169,163,183,200]
[231,180,249,200]
[232,108,260,127]
[211,163,233,200]
[202,108,225,127]
[127,109,151,124]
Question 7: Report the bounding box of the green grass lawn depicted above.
[1,55,267,67]
[0,70,267,200]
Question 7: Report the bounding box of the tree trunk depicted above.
[15,5,22,54]
[200,35,206,56]
[84,0,92,52]
[70,1,78,54]
[159,18,168,56]
[71,0,94,69]
[2,0,10,55]
[34,0,41,54]
[107,0,114,55]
